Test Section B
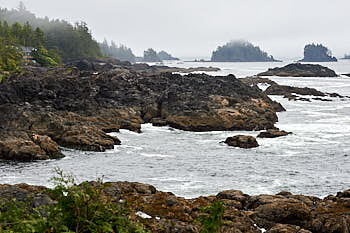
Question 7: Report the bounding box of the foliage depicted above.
[99,39,136,63]
[0,169,148,233]
[0,3,102,61]
[31,45,60,67]
[198,200,225,233]
[300,43,337,62]
[211,40,277,62]
[143,48,161,62]
[0,37,22,78]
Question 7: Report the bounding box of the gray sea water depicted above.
[1,60,350,198]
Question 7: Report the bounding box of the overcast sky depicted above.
[0,0,349,59]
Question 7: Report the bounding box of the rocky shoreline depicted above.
[1,181,350,232]
[0,61,282,161]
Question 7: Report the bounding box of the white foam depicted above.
[140,153,174,158]
[135,211,152,219]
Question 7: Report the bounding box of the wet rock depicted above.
[0,63,281,161]
[240,76,278,86]
[257,129,292,138]
[265,84,325,96]
[151,118,168,127]
[224,135,259,149]
[258,63,338,77]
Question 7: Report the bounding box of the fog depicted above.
[0,0,348,59]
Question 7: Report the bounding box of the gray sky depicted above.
[0,0,349,59]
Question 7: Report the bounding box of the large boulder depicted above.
[258,63,338,77]
[224,135,259,149]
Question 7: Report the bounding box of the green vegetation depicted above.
[0,169,148,233]
[211,40,278,62]
[299,43,337,62]
[99,39,136,63]
[0,3,102,61]
[199,200,225,233]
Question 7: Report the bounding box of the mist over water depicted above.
[1,61,350,198]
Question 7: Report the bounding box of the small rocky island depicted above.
[0,60,283,161]
[258,63,338,77]
[211,40,279,62]
[299,43,337,62]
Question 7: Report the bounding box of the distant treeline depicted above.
[99,40,136,63]
[211,40,278,62]
[0,3,101,62]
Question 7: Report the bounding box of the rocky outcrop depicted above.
[2,182,350,233]
[242,76,346,102]
[258,63,338,77]
[344,74,350,77]
[258,129,291,138]
[224,135,259,148]
[0,64,281,160]
[265,84,325,97]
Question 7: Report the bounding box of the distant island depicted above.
[211,40,279,62]
[299,43,337,62]
[140,48,179,62]
[343,54,350,60]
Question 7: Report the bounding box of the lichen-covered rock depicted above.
[1,182,350,233]
[224,135,259,149]
[268,224,312,233]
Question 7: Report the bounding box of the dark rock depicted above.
[240,76,278,86]
[258,129,292,138]
[265,84,326,96]
[258,63,338,77]
[343,73,350,77]
[268,224,312,233]
[224,135,259,149]
[0,62,281,161]
[151,118,168,127]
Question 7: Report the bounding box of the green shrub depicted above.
[0,169,148,233]
[199,200,225,233]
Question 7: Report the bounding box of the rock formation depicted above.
[0,61,281,161]
[2,182,350,233]
[257,129,291,138]
[258,63,338,77]
[224,135,259,148]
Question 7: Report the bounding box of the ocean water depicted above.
[1,61,350,198]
